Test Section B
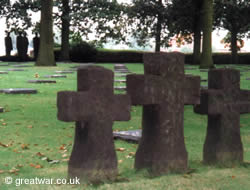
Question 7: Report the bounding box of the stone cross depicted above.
[194,69,250,165]
[126,52,200,175]
[57,66,131,183]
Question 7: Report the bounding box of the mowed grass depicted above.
[0,62,250,190]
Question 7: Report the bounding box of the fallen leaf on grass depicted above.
[0,142,8,147]
[116,148,126,152]
[62,154,68,158]
[118,160,123,164]
[2,123,7,126]
[128,152,135,156]
[30,163,43,169]
[13,149,21,153]
[62,158,69,162]
[27,125,33,129]
[16,164,23,168]
[0,170,5,174]
[21,144,29,150]
[126,155,133,159]
[232,176,236,179]
[34,73,39,78]
[59,144,66,150]
[9,168,20,174]
[36,152,45,157]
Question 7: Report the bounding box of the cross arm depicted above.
[57,91,94,122]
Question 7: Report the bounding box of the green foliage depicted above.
[214,0,250,47]
[126,0,171,50]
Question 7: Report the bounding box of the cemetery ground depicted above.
[0,62,250,190]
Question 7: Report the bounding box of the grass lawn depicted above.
[0,62,250,190]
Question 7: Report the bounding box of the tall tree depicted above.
[214,0,250,65]
[200,0,214,69]
[59,0,70,61]
[169,0,203,64]
[36,0,56,66]
[127,0,170,52]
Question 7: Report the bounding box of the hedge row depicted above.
[1,50,250,65]
[185,53,250,65]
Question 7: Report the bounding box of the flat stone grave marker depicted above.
[0,71,8,74]
[114,79,126,83]
[43,75,67,78]
[0,107,3,113]
[113,130,141,143]
[0,88,37,94]
[28,80,56,84]
[7,69,26,71]
[127,52,200,175]
[194,69,250,165]
[114,86,126,91]
[0,64,8,66]
[115,73,127,77]
[55,71,75,74]
[57,66,131,183]
[70,63,95,69]
[201,84,208,89]
[185,67,197,70]
[201,79,208,82]
[114,70,131,73]
[200,69,209,72]
[114,65,128,69]
[12,65,33,68]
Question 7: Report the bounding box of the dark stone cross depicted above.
[194,69,250,165]
[57,66,131,183]
[126,52,200,175]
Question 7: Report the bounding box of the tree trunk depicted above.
[59,0,70,61]
[36,0,56,66]
[231,29,238,65]
[193,17,201,65]
[200,0,214,69]
[155,0,163,52]
[192,0,202,65]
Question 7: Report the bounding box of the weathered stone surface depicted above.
[43,75,67,78]
[127,52,200,175]
[0,71,8,74]
[0,88,37,94]
[57,66,131,183]
[28,80,56,84]
[113,130,141,143]
[194,69,250,165]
